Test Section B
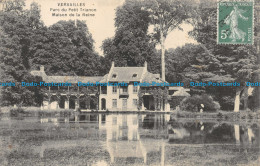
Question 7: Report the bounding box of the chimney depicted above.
[140,61,148,82]
[144,61,147,69]
[154,74,160,80]
[40,65,44,71]
[107,61,115,82]
[111,61,114,68]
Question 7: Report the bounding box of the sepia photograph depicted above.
[0,0,259,165]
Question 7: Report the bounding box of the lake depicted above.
[0,113,259,166]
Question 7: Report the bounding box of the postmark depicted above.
[217,0,254,44]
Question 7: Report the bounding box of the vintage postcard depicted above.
[0,0,259,166]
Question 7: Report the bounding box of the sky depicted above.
[25,0,197,55]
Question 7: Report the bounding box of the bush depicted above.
[10,107,25,117]
[169,96,186,109]
[180,94,220,112]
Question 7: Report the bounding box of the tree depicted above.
[189,1,259,112]
[0,1,101,106]
[165,43,236,110]
[0,0,45,106]
[102,0,160,73]
[180,94,220,112]
[30,20,101,76]
[143,0,191,81]
[165,44,203,83]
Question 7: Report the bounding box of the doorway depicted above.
[101,98,106,110]
[122,99,127,110]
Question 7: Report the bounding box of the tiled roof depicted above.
[170,87,190,97]
[45,76,103,83]
[99,74,108,83]
[172,90,190,97]
[30,65,164,84]
[30,71,47,78]
[142,72,165,83]
[108,67,145,82]
[30,70,102,83]
[169,87,184,91]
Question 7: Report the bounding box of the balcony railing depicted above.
[119,91,129,96]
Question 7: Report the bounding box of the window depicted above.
[112,86,117,93]
[133,99,138,108]
[112,117,117,125]
[112,131,117,141]
[101,86,107,94]
[101,114,106,123]
[112,99,117,108]
[112,74,117,78]
[133,86,138,93]
[122,99,127,108]
[122,86,128,93]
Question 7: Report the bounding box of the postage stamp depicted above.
[217,0,254,44]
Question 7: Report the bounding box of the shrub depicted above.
[180,94,220,112]
[10,107,25,117]
[169,96,186,109]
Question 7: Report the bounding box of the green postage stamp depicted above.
[218,0,254,44]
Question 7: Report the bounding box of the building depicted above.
[98,61,168,111]
[31,65,101,110]
[30,62,170,111]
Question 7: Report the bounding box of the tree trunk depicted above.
[160,31,166,81]
[257,40,260,110]
[243,87,248,110]
[234,89,242,112]
[234,125,240,144]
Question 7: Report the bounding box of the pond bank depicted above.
[1,107,260,121]
[173,110,260,120]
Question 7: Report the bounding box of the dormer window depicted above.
[154,74,160,80]
[132,73,137,78]
[112,74,117,78]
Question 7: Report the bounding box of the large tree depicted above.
[0,1,102,106]
[165,43,236,110]
[165,44,203,83]
[102,0,160,74]
[143,0,191,81]
[30,20,101,76]
[189,2,259,112]
[0,0,44,106]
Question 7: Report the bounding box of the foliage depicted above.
[0,1,44,106]
[0,1,101,106]
[30,20,101,76]
[169,96,186,110]
[143,0,192,80]
[101,0,160,74]
[180,94,220,112]
[165,44,203,83]
[144,0,191,41]
[186,1,259,111]
[248,88,260,111]
[138,87,168,110]
[10,107,25,117]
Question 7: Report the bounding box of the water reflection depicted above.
[0,113,259,166]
